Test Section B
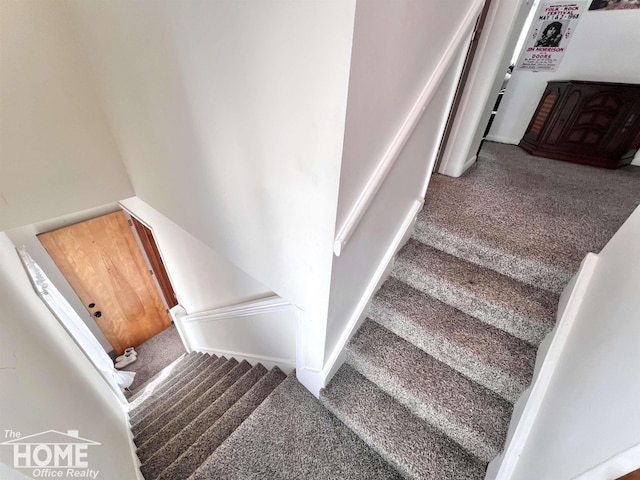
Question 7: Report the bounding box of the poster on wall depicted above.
[516,1,586,72]
[589,0,640,10]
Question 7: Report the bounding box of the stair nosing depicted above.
[392,239,557,345]
[345,320,511,462]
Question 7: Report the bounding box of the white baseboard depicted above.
[460,154,477,176]
[575,442,640,480]
[484,134,518,145]
[299,198,424,398]
[487,253,599,480]
[124,409,144,480]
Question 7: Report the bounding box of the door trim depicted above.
[123,211,178,310]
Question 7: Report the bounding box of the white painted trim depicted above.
[302,198,424,397]
[333,0,484,257]
[172,297,297,373]
[462,154,477,174]
[484,134,517,145]
[119,204,175,311]
[488,253,599,480]
[191,346,295,374]
[169,305,192,352]
[573,442,640,480]
[180,295,294,324]
[124,408,144,480]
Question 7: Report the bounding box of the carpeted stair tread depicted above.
[414,209,572,296]
[130,353,204,416]
[321,364,486,479]
[370,276,536,402]
[157,367,287,480]
[133,356,233,446]
[189,373,403,480]
[130,353,207,420]
[414,142,640,294]
[132,354,217,432]
[393,239,557,345]
[128,353,187,404]
[139,360,258,477]
[346,320,512,462]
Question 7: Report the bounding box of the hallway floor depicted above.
[121,323,186,397]
[419,141,640,293]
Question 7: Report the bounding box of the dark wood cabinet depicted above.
[519,81,640,168]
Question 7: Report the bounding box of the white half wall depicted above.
[0,0,133,231]
[488,8,640,146]
[172,297,297,372]
[120,197,272,314]
[0,233,138,478]
[508,206,640,479]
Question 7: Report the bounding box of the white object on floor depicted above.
[115,348,136,363]
[115,353,137,369]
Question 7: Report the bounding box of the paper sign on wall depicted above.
[517,1,586,72]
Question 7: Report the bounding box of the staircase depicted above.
[128,352,401,479]
[128,353,287,479]
[320,230,557,478]
[319,141,640,478]
[127,142,639,479]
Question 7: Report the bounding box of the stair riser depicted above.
[346,349,500,462]
[138,362,256,477]
[392,261,549,345]
[133,357,234,446]
[157,369,287,480]
[413,221,571,295]
[129,353,203,417]
[132,355,218,434]
[131,354,210,426]
[321,365,486,480]
[370,305,528,403]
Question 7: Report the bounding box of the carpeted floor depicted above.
[123,142,640,479]
[121,323,186,396]
[416,141,640,293]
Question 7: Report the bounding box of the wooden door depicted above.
[38,211,171,354]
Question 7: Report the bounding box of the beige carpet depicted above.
[121,323,186,396]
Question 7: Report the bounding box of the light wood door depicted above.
[38,211,171,354]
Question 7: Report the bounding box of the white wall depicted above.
[6,197,274,353]
[488,7,640,152]
[335,0,479,225]
[315,0,480,393]
[0,233,138,478]
[120,197,272,314]
[69,0,358,374]
[0,0,133,231]
[437,0,534,177]
[5,204,122,352]
[511,206,640,479]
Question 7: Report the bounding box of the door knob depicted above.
[93,311,102,318]
[88,303,95,308]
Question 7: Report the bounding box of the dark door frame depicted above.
[432,0,493,173]
[126,213,178,311]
